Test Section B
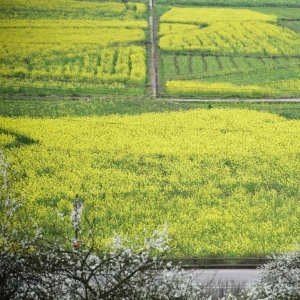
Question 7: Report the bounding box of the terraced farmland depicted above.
[158,7,300,98]
[0,0,148,96]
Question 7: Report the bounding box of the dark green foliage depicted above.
[0,128,38,148]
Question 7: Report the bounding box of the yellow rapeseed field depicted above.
[160,7,277,24]
[165,80,300,97]
[159,8,300,55]
[0,0,148,94]
[159,7,300,96]
[1,109,300,256]
[165,81,273,97]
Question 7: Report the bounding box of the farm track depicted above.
[3,94,300,102]
[188,269,260,286]
[149,0,157,97]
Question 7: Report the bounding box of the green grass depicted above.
[179,100,300,119]
[201,63,300,86]
[161,54,300,82]
[1,97,300,120]
[161,55,178,78]
[0,81,147,98]
[280,20,300,33]
[248,7,300,19]
[0,97,189,118]
[0,2,147,20]
[248,7,300,34]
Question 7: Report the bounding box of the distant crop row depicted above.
[165,79,300,98]
[0,0,147,19]
[160,8,277,24]
[161,54,300,78]
[0,45,146,84]
[2,109,300,256]
[161,62,300,97]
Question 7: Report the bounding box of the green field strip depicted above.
[274,57,288,65]
[0,3,147,21]
[230,57,249,69]
[205,56,220,73]
[0,98,187,118]
[200,63,300,86]
[225,57,240,70]
[244,57,264,68]
[280,20,300,33]
[191,55,205,74]
[162,55,300,87]
[188,54,193,74]
[202,55,208,72]
[248,7,300,19]
[215,56,223,71]
[261,57,281,68]
[288,57,300,65]
[174,56,180,75]
[0,77,147,97]
[177,55,190,75]
[162,55,178,78]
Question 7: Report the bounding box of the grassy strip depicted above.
[1,97,300,119]
[178,100,300,119]
[0,97,190,118]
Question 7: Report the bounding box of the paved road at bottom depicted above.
[188,269,261,285]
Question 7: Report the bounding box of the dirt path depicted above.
[3,94,300,103]
[149,0,157,97]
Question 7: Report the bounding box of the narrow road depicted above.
[189,269,260,285]
[149,0,157,97]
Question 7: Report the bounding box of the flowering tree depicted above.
[0,153,202,300]
[243,249,300,300]
[0,152,53,299]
